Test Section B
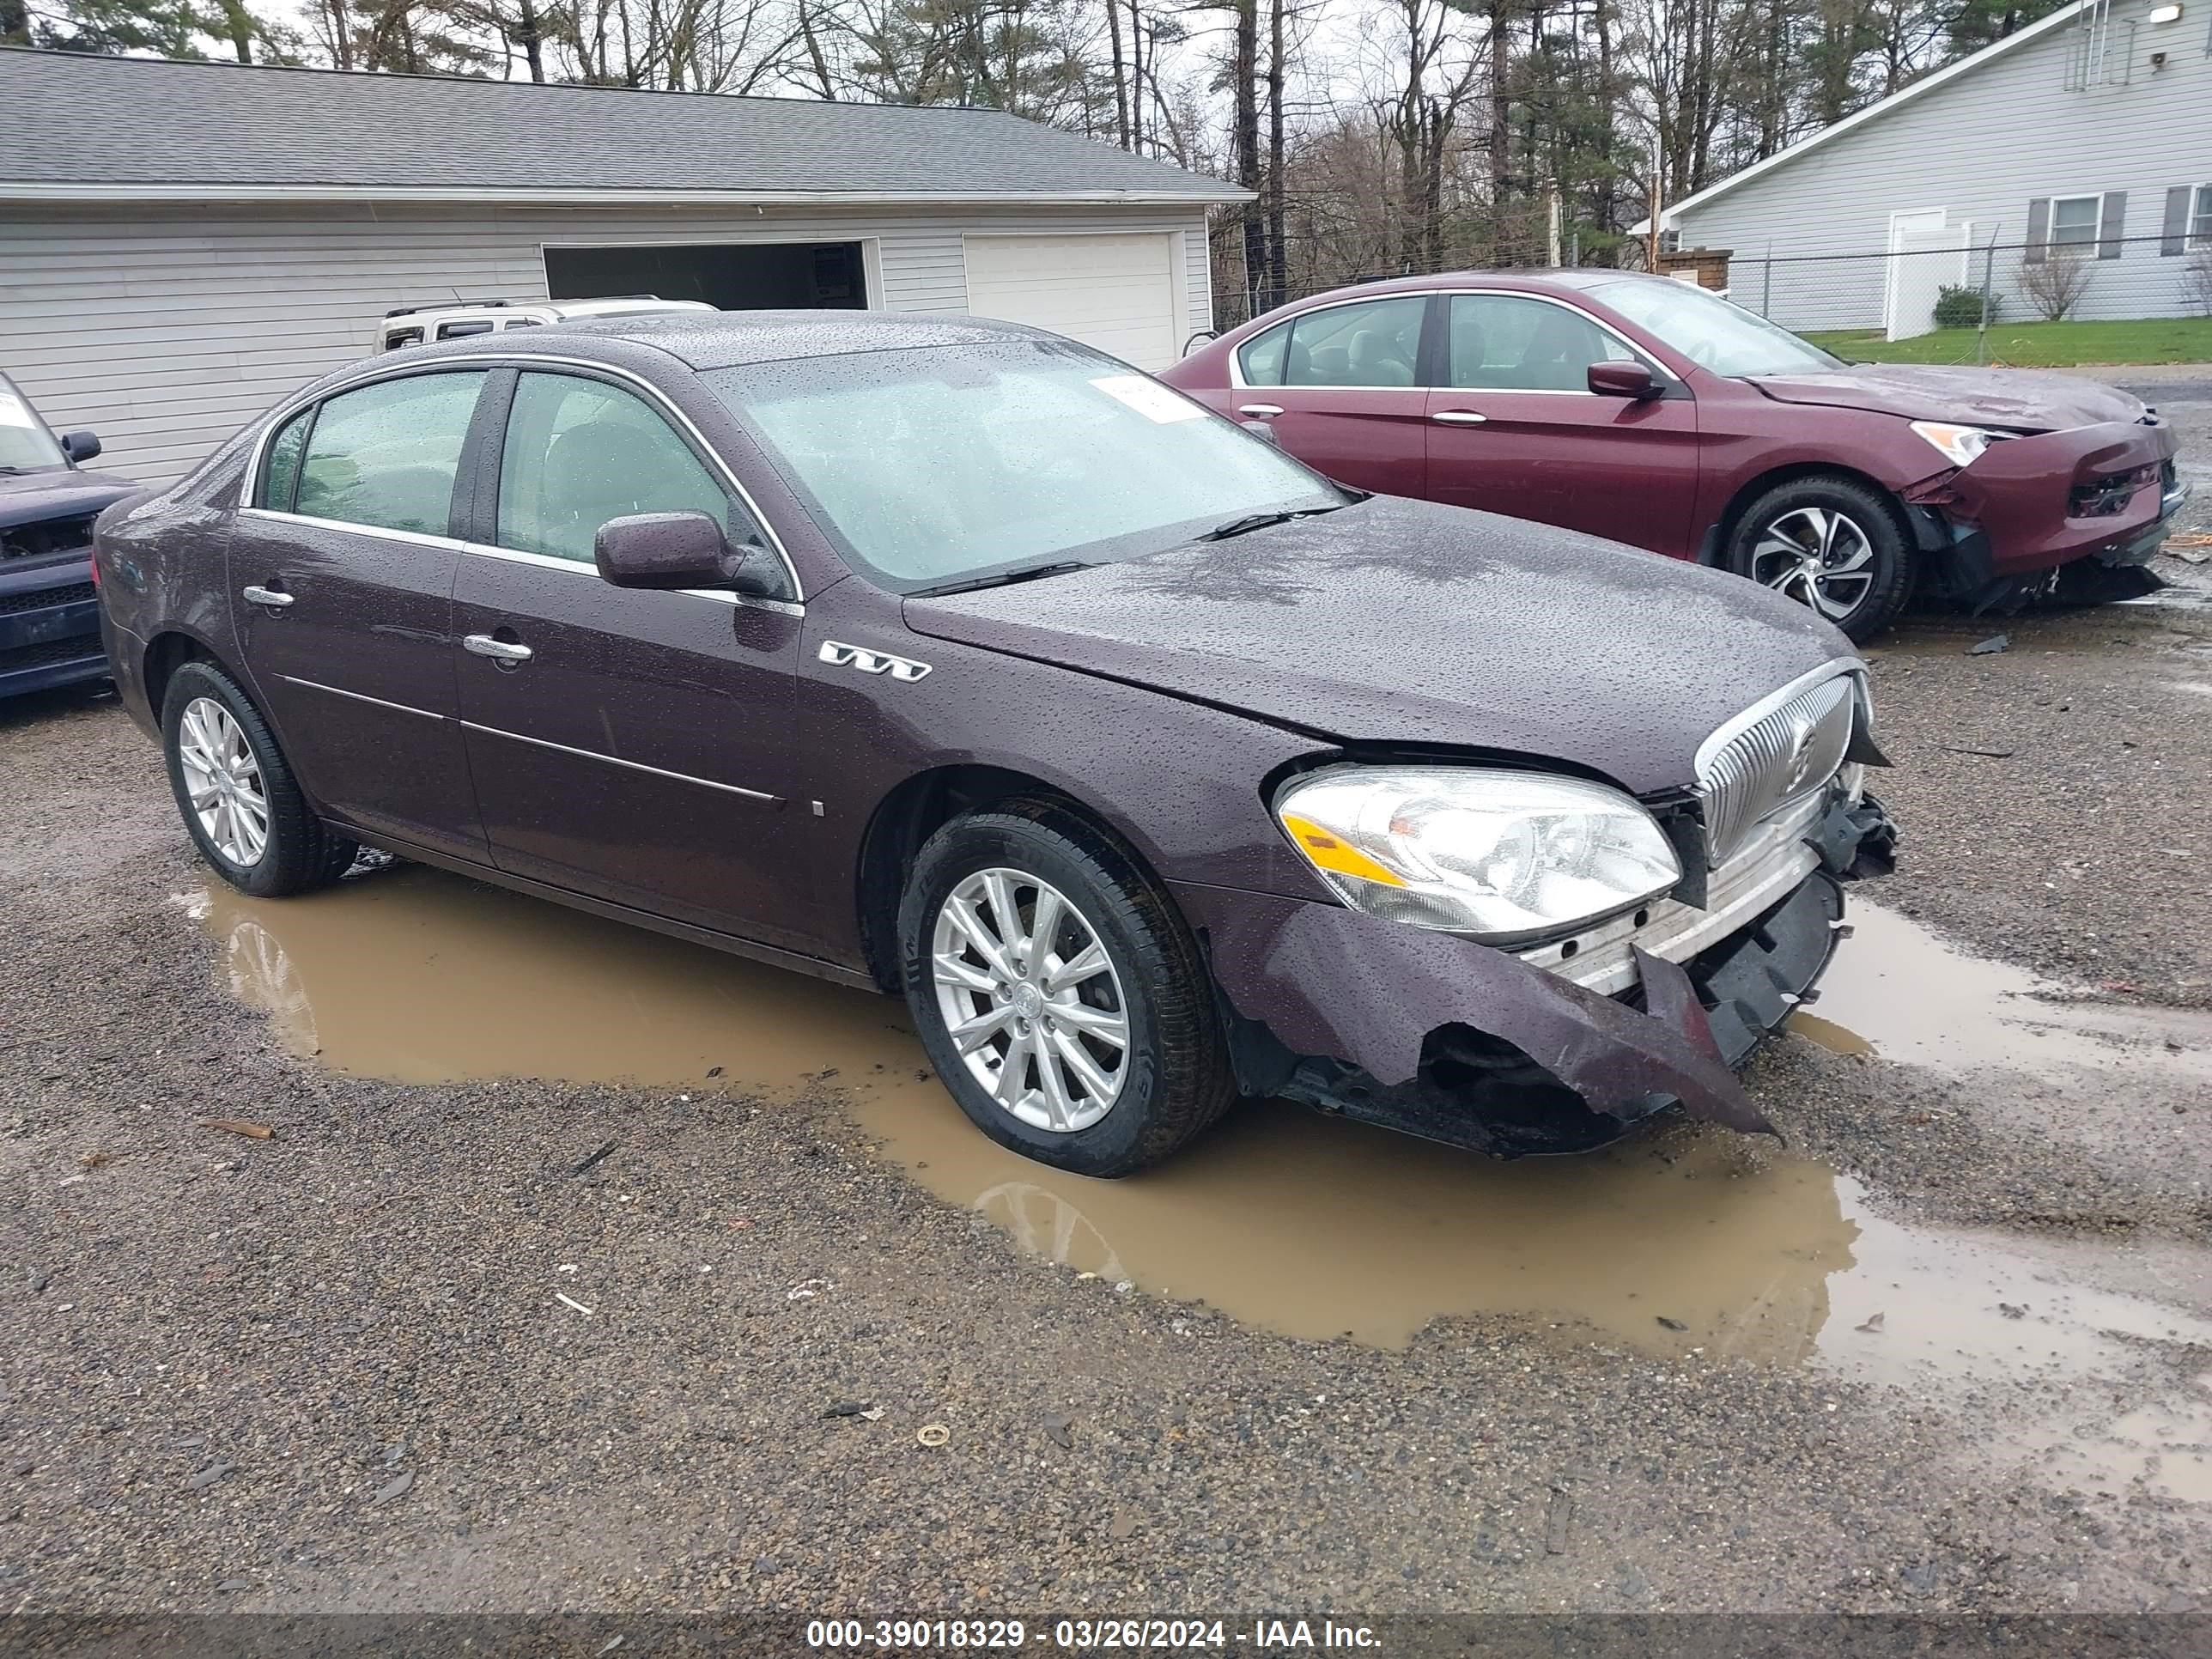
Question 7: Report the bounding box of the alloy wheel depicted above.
[1748,507,1877,623]
[930,867,1132,1134]
[177,696,270,867]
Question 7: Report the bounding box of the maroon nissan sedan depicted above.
[96,312,1893,1175]
[1163,271,2185,641]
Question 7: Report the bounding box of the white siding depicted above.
[0,200,1215,483]
[1671,0,2212,334]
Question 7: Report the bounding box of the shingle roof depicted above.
[0,48,1245,204]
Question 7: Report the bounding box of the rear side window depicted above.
[496,371,752,567]
[1251,297,1428,389]
[436,320,496,340]
[256,408,312,511]
[295,371,488,538]
[383,326,424,351]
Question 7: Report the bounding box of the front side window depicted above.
[707,337,1343,591]
[497,372,746,568]
[1445,295,1638,392]
[2050,194,2101,248]
[1589,278,1844,379]
[294,370,487,538]
[257,408,312,510]
[0,374,68,472]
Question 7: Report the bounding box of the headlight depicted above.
[1274,766,1682,943]
[1908,420,2005,468]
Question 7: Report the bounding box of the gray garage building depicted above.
[0,49,1243,483]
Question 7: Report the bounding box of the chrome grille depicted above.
[1695,668,1857,866]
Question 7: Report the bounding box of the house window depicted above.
[2194,185,2212,248]
[2049,194,2102,249]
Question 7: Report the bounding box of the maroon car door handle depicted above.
[1238,403,1285,418]
[1431,410,1488,426]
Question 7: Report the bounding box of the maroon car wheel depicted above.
[161,660,357,899]
[1725,476,1913,642]
[898,799,1237,1177]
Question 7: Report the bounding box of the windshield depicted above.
[0,377,68,471]
[1590,279,1845,379]
[705,339,1343,591]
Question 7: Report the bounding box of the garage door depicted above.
[963,233,1180,371]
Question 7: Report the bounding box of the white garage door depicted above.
[963,233,1180,371]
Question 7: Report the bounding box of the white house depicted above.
[0,49,1244,483]
[1656,0,2212,339]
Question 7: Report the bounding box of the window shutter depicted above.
[2025,198,2050,264]
[2097,191,2126,259]
[2162,185,2191,256]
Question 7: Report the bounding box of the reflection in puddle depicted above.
[1790,901,2212,1081]
[185,866,2212,1502]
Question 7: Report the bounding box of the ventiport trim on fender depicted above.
[457,722,781,804]
[818,641,932,682]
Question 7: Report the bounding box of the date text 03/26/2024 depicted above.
[805,1619,1382,1650]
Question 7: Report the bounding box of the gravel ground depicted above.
[5,420,2212,1630]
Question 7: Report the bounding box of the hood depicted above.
[1745,364,2144,431]
[0,467,140,532]
[902,495,1848,797]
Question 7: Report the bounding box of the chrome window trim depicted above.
[458,720,780,804]
[239,352,805,604]
[453,538,805,617]
[276,675,443,721]
[238,507,465,553]
[1226,287,1671,394]
[1694,659,1868,781]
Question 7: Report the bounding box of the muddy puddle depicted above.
[185,866,2212,1503]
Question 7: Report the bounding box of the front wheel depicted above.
[897,799,1237,1177]
[1723,477,1913,642]
[161,659,357,897]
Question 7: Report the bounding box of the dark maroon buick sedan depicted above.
[1164,271,2184,641]
[97,312,1894,1175]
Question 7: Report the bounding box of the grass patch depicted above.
[1802,316,2212,368]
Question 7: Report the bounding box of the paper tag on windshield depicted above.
[1089,374,1206,424]
[0,391,38,430]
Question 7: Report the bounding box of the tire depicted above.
[161,659,357,897]
[897,798,1237,1177]
[1723,475,1913,642]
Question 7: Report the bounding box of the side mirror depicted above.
[1239,418,1280,445]
[594,511,776,597]
[1587,361,1661,400]
[60,430,102,463]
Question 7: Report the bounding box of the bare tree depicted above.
[2017,251,2093,322]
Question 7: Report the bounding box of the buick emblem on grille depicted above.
[818,640,933,683]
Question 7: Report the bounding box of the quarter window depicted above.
[496,372,752,568]
[257,408,312,511]
[1237,321,1290,386]
[294,371,487,538]
[1445,295,1637,392]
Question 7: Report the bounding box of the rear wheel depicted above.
[898,799,1237,1176]
[1724,476,1912,642]
[161,659,356,897]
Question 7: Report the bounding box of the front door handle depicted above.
[1238,403,1285,418]
[1431,410,1488,426]
[463,634,533,664]
[241,584,294,609]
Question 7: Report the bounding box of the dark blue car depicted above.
[1,371,138,697]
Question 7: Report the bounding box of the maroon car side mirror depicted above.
[595,511,776,597]
[1587,361,1661,399]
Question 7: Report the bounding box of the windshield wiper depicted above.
[908,560,1091,599]
[1201,499,1356,541]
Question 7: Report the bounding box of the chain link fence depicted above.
[1198,230,2212,367]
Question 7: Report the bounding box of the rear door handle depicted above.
[241,584,294,608]
[1431,410,1488,426]
[463,634,533,664]
[1238,404,1285,418]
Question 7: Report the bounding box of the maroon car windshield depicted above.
[1588,280,1846,380]
[705,340,1342,592]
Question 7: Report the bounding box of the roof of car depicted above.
[430,309,1066,372]
[0,48,1245,205]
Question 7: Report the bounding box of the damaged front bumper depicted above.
[1176,789,1897,1158]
